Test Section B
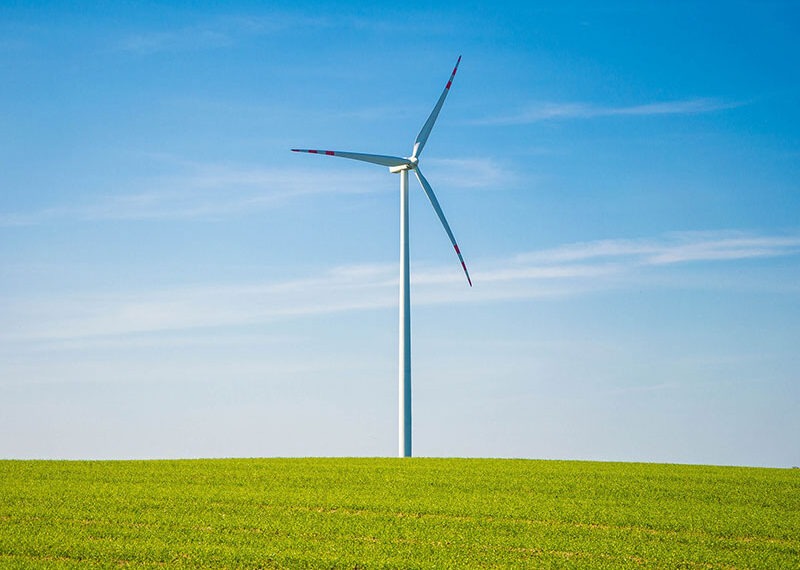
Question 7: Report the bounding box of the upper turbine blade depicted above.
[414,167,472,287]
[291,149,410,168]
[412,55,461,159]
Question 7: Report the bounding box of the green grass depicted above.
[0,458,797,568]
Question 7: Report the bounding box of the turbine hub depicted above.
[389,158,417,174]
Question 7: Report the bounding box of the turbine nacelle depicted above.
[389,157,418,174]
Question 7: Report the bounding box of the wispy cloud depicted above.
[0,163,383,226]
[474,98,742,126]
[116,14,325,55]
[1,264,398,343]
[0,156,508,226]
[515,231,800,266]
[3,230,797,344]
[424,157,516,190]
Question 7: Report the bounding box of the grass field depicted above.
[0,458,797,568]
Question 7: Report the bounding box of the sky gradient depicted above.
[1,2,798,467]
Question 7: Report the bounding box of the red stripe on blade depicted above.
[461,262,472,287]
[325,151,335,156]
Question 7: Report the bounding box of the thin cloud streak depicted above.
[424,158,516,191]
[0,157,509,226]
[515,231,800,266]
[0,164,386,226]
[1,265,398,344]
[116,15,327,54]
[474,98,742,126]
[3,230,797,345]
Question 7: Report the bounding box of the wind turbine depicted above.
[292,56,471,458]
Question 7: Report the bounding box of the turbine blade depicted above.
[291,149,410,168]
[412,55,461,159]
[414,167,472,287]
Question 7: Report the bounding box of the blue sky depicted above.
[1,2,798,467]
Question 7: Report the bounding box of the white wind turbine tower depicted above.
[292,56,471,458]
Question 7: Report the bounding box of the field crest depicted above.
[1,458,798,568]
